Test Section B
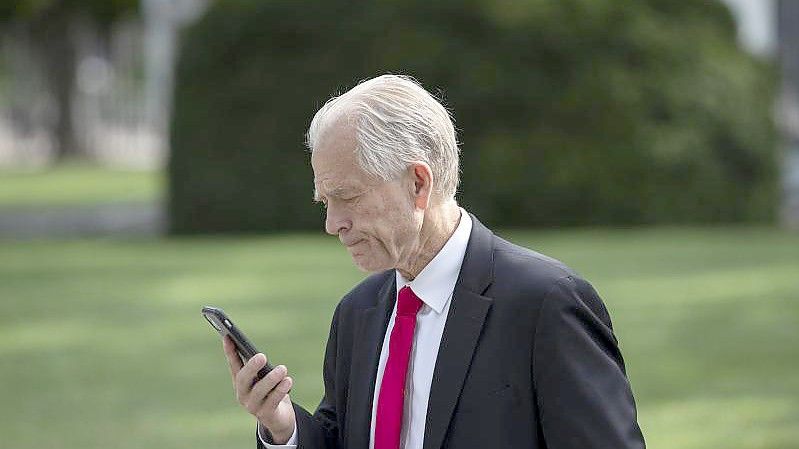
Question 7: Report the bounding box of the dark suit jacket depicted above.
[258,215,645,448]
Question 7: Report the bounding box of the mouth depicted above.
[342,238,364,248]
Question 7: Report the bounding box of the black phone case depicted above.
[202,306,273,380]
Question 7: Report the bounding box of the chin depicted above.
[350,253,392,273]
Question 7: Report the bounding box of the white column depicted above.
[778,0,799,228]
[141,0,209,164]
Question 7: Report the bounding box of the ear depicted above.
[409,162,434,210]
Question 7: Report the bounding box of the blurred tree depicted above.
[170,0,776,233]
[0,0,138,160]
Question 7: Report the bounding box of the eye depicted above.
[342,193,361,203]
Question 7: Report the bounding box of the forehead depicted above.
[311,123,371,195]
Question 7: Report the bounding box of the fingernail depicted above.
[277,365,287,375]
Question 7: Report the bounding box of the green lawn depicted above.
[1,228,797,449]
[0,165,161,208]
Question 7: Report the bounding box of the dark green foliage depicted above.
[0,0,138,24]
[169,0,777,233]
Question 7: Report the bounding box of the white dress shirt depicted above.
[261,209,472,449]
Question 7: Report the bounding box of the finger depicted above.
[222,336,243,377]
[247,365,287,411]
[262,376,293,413]
[235,353,267,398]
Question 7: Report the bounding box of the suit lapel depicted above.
[346,273,396,449]
[422,289,492,449]
[423,215,495,449]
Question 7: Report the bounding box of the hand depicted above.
[223,335,296,444]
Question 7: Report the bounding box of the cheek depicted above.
[351,199,388,233]
[380,208,418,252]
[355,186,416,247]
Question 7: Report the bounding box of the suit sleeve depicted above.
[533,276,646,449]
[257,304,343,449]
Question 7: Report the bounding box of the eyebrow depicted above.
[313,185,355,202]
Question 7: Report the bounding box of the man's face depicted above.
[311,123,421,272]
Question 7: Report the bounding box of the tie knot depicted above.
[397,286,423,316]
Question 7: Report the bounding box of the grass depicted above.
[0,165,162,208]
[0,227,797,449]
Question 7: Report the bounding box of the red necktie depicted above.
[374,285,423,449]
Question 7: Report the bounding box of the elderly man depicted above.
[223,75,646,449]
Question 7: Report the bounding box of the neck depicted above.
[396,201,462,280]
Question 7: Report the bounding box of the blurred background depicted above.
[0,0,797,448]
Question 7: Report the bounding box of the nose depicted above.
[324,203,351,236]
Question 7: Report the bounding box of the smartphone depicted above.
[202,306,273,381]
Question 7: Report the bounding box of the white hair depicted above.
[306,74,460,199]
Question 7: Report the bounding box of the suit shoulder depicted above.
[338,269,393,310]
[491,235,611,325]
[492,235,578,285]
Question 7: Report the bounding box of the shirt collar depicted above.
[395,208,472,314]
